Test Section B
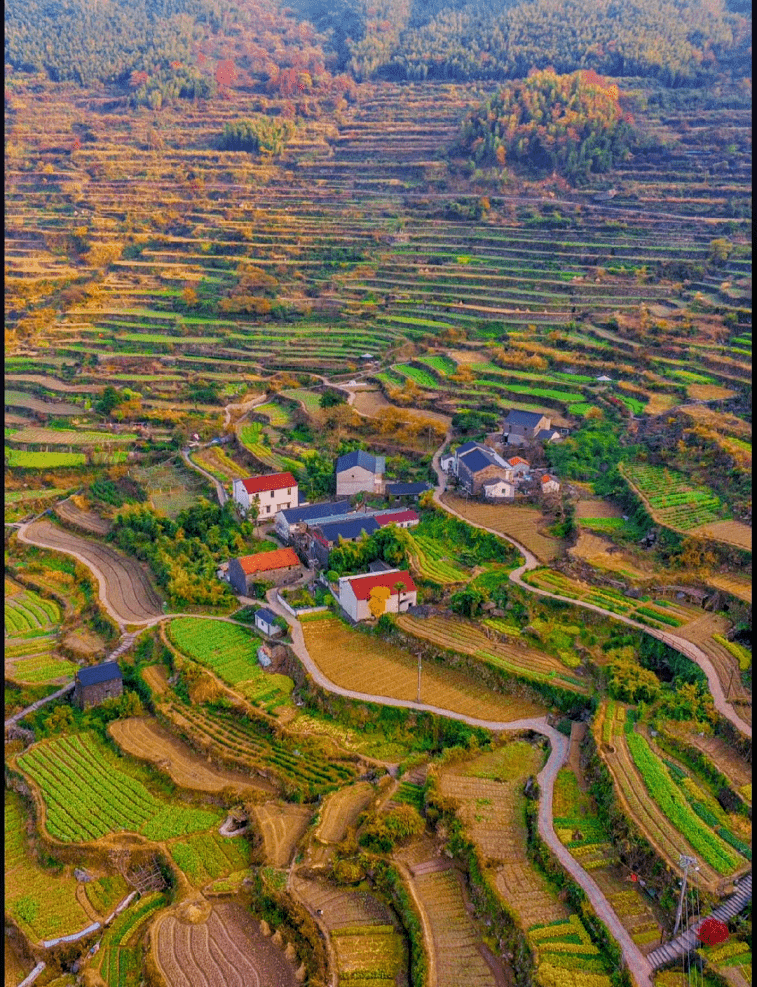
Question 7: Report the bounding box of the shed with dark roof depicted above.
[335,450,386,496]
[74,661,123,710]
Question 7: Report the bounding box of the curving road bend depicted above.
[262,588,654,987]
[430,443,751,740]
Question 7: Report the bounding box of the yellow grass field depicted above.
[442,494,564,563]
[574,497,624,519]
[352,387,452,426]
[687,384,737,401]
[108,717,274,796]
[301,617,547,722]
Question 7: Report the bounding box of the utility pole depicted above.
[417,652,422,704]
[673,855,698,937]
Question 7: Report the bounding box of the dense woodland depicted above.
[455,69,637,182]
[5,0,751,94]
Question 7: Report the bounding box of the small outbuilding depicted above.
[74,661,123,710]
[254,607,283,637]
[228,547,302,595]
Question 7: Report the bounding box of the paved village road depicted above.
[263,588,654,987]
[430,443,751,739]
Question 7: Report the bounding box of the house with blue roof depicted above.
[457,444,515,497]
[74,661,123,710]
[310,515,380,566]
[275,499,352,543]
[335,450,386,496]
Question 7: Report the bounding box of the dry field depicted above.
[351,387,452,426]
[154,901,299,987]
[693,519,752,551]
[673,613,751,707]
[252,802,314,867]
[108,717,274,796]
[441,495,564,563]
[569,531,652,580]
[705,572,752,604]
[396,613,587,693]
[4,940,32,987]
[54,498,112,535]
[439,742,568,929]
[301,616,547,723]
[574,496,624,519]
[410,868,499,987]
[19,519,163,623]
[292,875,393,931]
[687,384,737,401]
[662,724,751,790]
[141,663,171,696]
[315,781,374,844]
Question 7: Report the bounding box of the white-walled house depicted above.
[541,474,561,494]
[335,450,385,496]
[482,477,515,500]
[233,472,298,519]
[254,607,282,637]
[338,569,417,622]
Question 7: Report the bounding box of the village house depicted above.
[233,472,298,520]
[384,481,431,502]
[457,446,514,496]
[541,474,561,494]
[375,509,420,529]
[275,500,351,543]
[254,607,283,637]
[310,516,380,567]
[482,477,516,501]
[503,410,552,446]
[74,661,123,710]
[228,547,302,595]
[338,569,417,622]
[506,456,530,478]
[335,450,386,496]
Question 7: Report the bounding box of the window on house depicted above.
[271,490,275,497]
[266,505,271,513]
[287,488,291,494]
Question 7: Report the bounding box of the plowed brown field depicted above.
[694,519,752,551]
[19,519,163,624]
[154,901,298,987]
[108,717,275,796]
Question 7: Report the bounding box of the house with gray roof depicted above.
[335,450,386,496]
[74,661,123,710]
[503,410,552,446]
[275,499,352,543]
[310,516,380,566]
[457,445,514,496]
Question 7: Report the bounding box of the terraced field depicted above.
[441,495,564,563]
[300,614,548,721]
[251,802,314,867]
[396,612,588,692]
[18,519,164,624]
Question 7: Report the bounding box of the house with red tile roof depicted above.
[375,509,419,529]
[541,474,560,494]
[337,569,417,622]
[232,472,298,520]
[228,547,302,594]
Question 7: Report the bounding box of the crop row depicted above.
[625,731,740,874]
[17,733,219,842]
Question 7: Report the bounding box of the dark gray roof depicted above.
[255,607,277,624]
[458,448,498,474]
[315,517,380,543]
[505,409,546,427]
[280,501,351,524]
[77,661,122,687]
[454,441,480,457]
[536,428,559,441]
[385,482,431,496]
[336,450,385,474]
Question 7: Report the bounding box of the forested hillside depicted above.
[6,0,750,90]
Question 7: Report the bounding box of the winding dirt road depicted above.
[429,443,751,739]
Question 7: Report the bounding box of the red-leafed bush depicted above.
[697,918,729,946]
